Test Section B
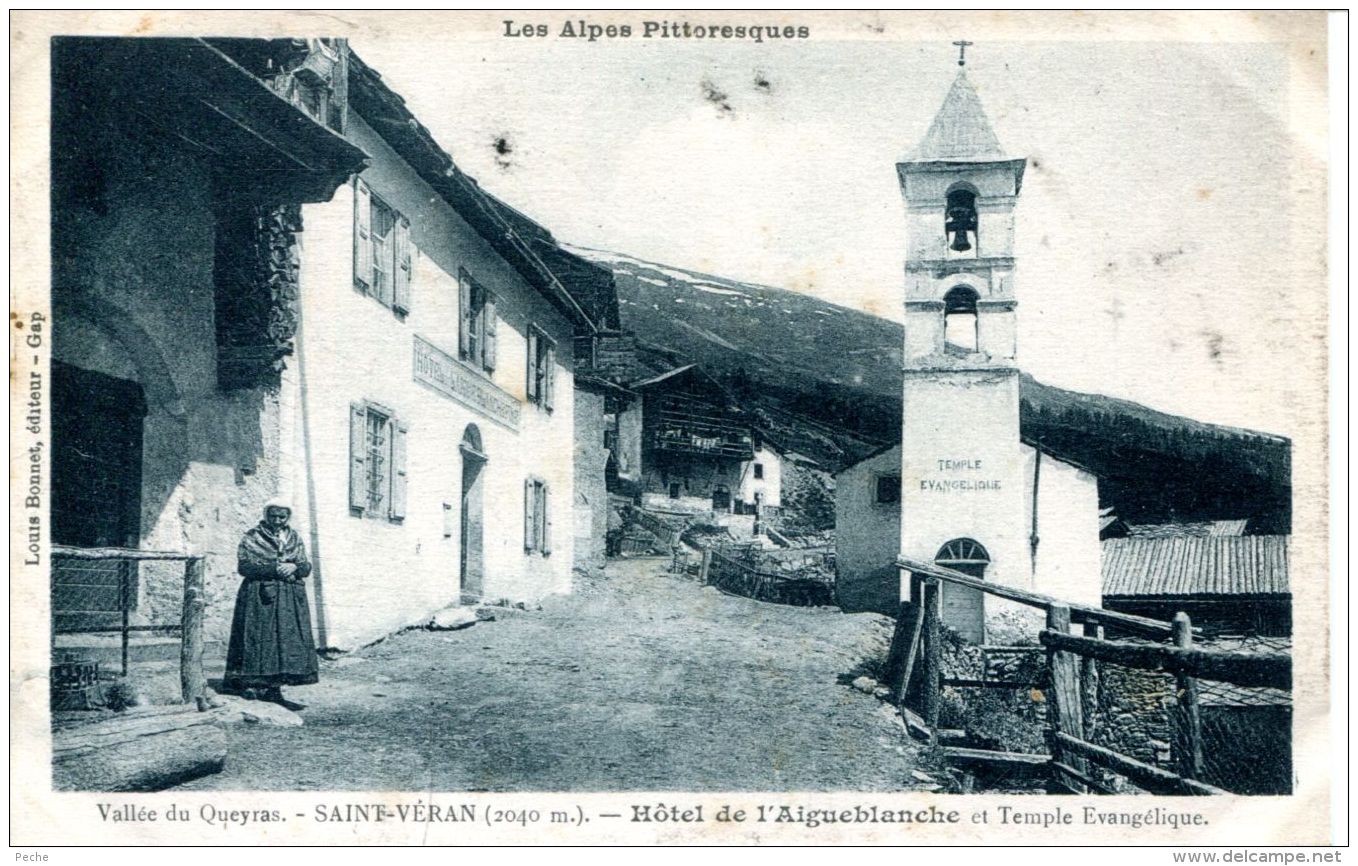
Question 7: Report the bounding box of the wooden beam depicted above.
[1173,612,1205,780]
[944,747,1050,767]
[883,602,912,691]
[897,585,926,706]
[53,705,226,792]
[921,579,942,731]
[1045,605,1087,789]
[1054,732,1227,796]
[942,678,1041,689]
[180,558,207,704]
[53,546,197,562]
[1039,629,1291,690]
[898,556,1178,639]
[1051,761,1115,794]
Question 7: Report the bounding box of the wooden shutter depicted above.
[389,421,408,520]
[353,178,373,292]
[524,478,536,551]
[541,482,552,555]
[483,296,497,372]
[526,329,539,402]
[393,216,412,315]
[349,403,368,512]
[543,343,557,410]
[458,271,473,359]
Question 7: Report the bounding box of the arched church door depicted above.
[460,425,487,603]
[935,538,989,643]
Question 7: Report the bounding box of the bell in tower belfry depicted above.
[895,47,1030,644]
[945,188,977,252]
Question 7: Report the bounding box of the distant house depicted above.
[616,364,783,533]
[573,334,637,576]
[1101,535,1291,636]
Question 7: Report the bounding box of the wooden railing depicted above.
[889,556,1291,796]
[700,547,834,607]
[52,546,207,704]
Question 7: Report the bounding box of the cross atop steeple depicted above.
[953,40,973,67]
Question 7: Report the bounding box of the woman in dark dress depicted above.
[224,500,319,705]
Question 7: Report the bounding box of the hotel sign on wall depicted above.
[413,335,522,431]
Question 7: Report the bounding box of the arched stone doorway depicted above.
[460,425,487,603]
[935,537,990,643]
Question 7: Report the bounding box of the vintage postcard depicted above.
[9,10,1341,848]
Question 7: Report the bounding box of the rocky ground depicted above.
[176,557,934,792]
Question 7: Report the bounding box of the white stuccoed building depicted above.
[277,47,607,651]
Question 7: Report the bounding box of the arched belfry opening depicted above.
[460,424,487,602]
[935,537,990,642]
[943,285,980,353]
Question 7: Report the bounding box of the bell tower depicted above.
[896,48,1029,641]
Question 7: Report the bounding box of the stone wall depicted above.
[1089,664,1176,773]
[53,125,287,653]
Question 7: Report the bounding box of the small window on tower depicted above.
[945,188,978,256]
[944,286,980,353]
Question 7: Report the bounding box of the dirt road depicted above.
[178,558,928,791]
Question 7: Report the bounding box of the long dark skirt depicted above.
[224,578,319,689]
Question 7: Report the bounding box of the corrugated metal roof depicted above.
[1102,536,1290,597]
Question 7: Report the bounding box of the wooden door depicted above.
[51,362,146,631]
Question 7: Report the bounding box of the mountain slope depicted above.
[573,247,1290,528]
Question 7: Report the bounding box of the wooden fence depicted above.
[52,546,207,704]
[700,548,834,607]
[888,556,1291,795]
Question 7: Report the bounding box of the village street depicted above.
[177,558,930,792]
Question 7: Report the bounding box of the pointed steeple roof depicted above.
[908,70,1006,162]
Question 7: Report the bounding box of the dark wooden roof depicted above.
[345,50,616,334]
[1102,536,1290,598]
[55,37,368,204]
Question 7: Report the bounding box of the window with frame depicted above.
[526,325,556,410]
[349,402,408,521]
[523,476,552,555]
[753,463,765,480]
[458,268,498,373]
[353,178,412,315]
[875,473,901,505]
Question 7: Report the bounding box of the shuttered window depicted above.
[348,401,408,522]
[528,325,556,411]
[458,268,496,373]
[353,178,414,317]
[523,476,551,555]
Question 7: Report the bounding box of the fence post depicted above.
[1173,611,1204,780]
[899,573,926,707]
[884,599,911,692]
[698,549,713,585]
[119,560,132,677]
[1080,622,1102,733]
[1045,604,1087,790]
[921,578,942,732]
[180,557,206,704]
